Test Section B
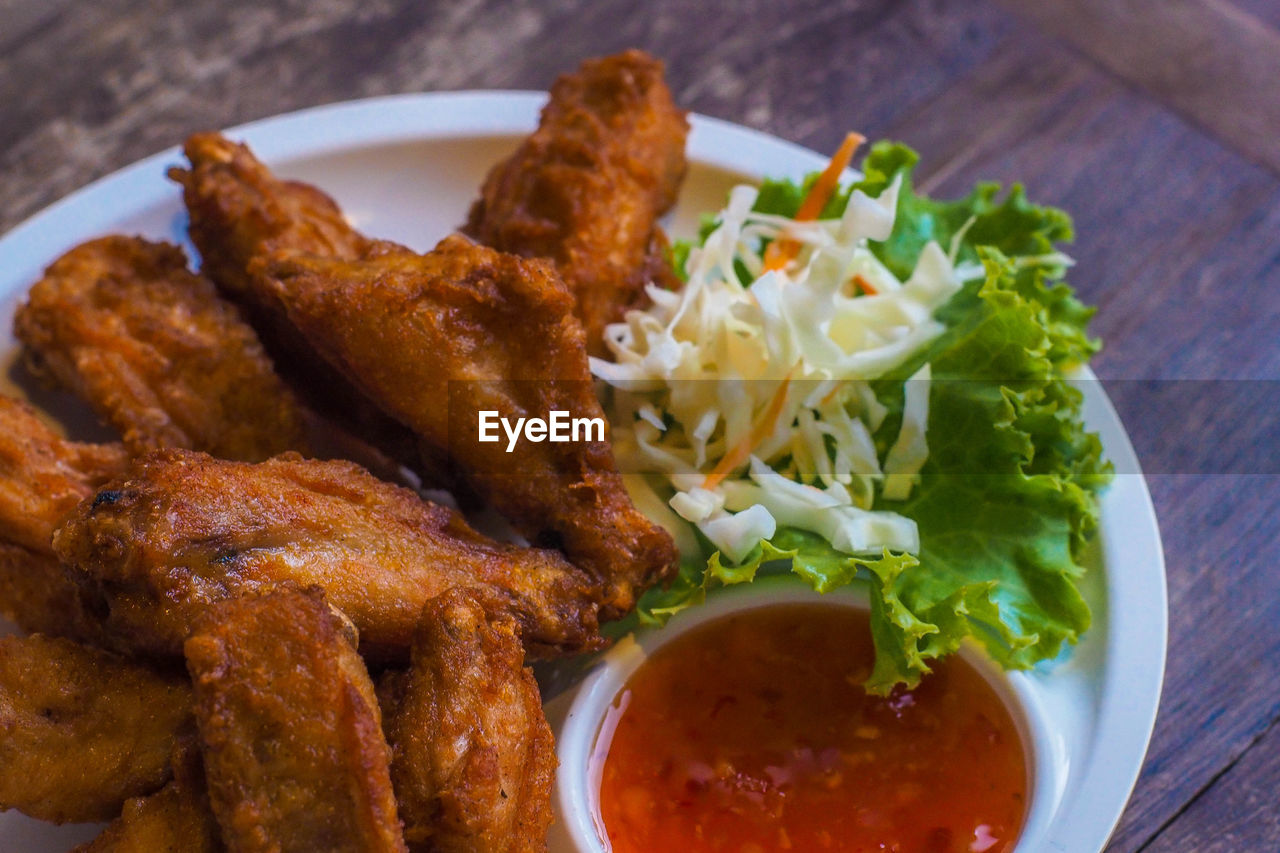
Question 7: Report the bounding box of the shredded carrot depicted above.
[794,131,865,221]
[819,381,845,406]
[763,131,866,273]
[703,370,795,490]
[852,273,877,296]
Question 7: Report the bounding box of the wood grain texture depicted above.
[1229,0,1280,31]
[1109,473,1280,852]
[1142,716,1280,852]
[1,1,1278,851]
[993,0,1280,175]
[0,0,75,53]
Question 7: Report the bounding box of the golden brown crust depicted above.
[171,132,389,310]
[0,396,124,641]
[262,236,677,619]
[73,744,222,853]
[0,634,194,823]
[52,448,603,659]
[170,133,425,480]
[0,395,127,556]
[465,49,689,356]
[0,542,107,643]
[382,587,555,853]
[14,235,311,462]
[184,588,406,853]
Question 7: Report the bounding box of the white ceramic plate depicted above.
[0,92,1166,852]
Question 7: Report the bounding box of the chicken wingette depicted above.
[380,588,555,852]
[261,237,677,618]
[184,588,406,853]
[0,634,194,823]
[465,49,689,357]
[14,235,310,462]
[0,395,125,641]
[0,395,127,556]
[73,744,221,853]
[176,132,678,616]
[53,449,603,660]
[170,133,424,479]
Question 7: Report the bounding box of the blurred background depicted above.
[3,1,1278,850]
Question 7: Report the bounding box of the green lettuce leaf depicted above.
[855,141,1098,371]
[867,250,1107,688]
[635,142,1110,692]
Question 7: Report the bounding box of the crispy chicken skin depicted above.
[74,744,222,853]
[0,542,106,642]
[175,131,677,610]
[169,133,425,478]
[0,634,194,823]
[184,588,407,853]
[465,49,689,356]
[172,132,392,304]
[0,395,127,555]
[380,588,555,853]
[52,449,603,659]
[261,237,678,618]
[0,396,125,640]
[14,235,310,462]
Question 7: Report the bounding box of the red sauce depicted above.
[597,604,1027,853]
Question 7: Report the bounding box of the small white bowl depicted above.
[554,575,1064,852]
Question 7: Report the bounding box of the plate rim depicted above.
[0,91,1168,853]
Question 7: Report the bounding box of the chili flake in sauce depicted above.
[596,604,1027,852]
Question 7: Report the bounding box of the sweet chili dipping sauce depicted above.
[596,604,1027,853]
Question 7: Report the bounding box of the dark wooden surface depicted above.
[3,0,1277,849]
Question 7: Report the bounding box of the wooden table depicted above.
[3,0,1277,849]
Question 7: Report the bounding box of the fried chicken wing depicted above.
[0,634,194,823]
[184,588,406,853]
[0,542,105,642]
[0,395,127,555]
[261,237,677,618]
[171,130,675,614]
[380,587,555,853]
[169,133,425,480]
[172,132,392,304]
[14,235,310,462]
[52,449,602,659]
[0,396,125,639]
[74,745,221,853]
[465,49,689,355]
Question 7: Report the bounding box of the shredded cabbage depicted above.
[591,172,961,561]
[602,140,1109,693]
